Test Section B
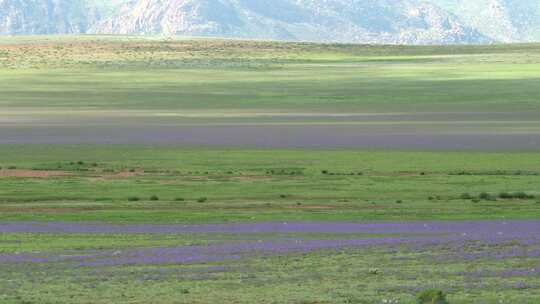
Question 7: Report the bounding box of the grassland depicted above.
[1,145,540,223]
[0,36,539,112]
[1,36,540,303]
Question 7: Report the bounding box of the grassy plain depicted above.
[1,36,540,303]
[0,36,539,112]
[1,145,540,223]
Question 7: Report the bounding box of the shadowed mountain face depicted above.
[0,0,538,44]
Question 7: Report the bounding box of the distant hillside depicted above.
[432,0,540,42]
[0,0,99,35]
[1,0,540,44]
[92,0,489,45]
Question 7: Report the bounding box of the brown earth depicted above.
[0,169,70,178]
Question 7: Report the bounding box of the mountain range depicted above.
[0,0,539,44]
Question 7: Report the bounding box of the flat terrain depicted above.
[1,36,540,149]
[1,146,540,303]
[0,36,539,303]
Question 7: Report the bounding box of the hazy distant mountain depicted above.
[0,0,538,44]
[92,0,489,44]
[0,0,99,35]
[432,0,540,42]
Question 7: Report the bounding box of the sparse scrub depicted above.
[479,192,496,201]
[498,192,535,200]
[368,268,379,275]
[416,289,449,304]
[499,192,512,199]
[128,197,140,202]
[150,195,159,201]
[460,193,473,200]
[513,192,535,199]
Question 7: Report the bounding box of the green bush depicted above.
[498,192,535,200]
[149,195,159,201]
[460,193,473,200]
[479,192,496,201]
[499,192,512,199]
[127,196,140,202]
[513,192,535,200]
[416,289,449,304]
[197,197,207,203]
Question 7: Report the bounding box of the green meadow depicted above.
[1,145,540,223]
[0,36,539,113]
[1,37,540,304]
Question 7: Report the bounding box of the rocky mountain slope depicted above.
[93,0,489,44]
[433,0,540,42]
[0,0,538,44]
[0,0,99,35]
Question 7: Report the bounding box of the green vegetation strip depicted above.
[0,145,539,223]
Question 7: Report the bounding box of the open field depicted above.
[1,146,540,303]
[1,36,540,303]
[1,37,540,150]
[1,220,540,304]
[1,146,540,223]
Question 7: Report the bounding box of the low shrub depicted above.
[127,196,140,202]
[460,193,473,200]
[513,192,535,200]
[416,289,449,304]
[175,198,185,201]
[197,197,207,203]
[498,192,535,200]
[499,192,512,199]
[479,192,496,201]
[368,268,379,275]
[149,195,159,201]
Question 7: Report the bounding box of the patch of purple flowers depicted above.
[0,220,539,267]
